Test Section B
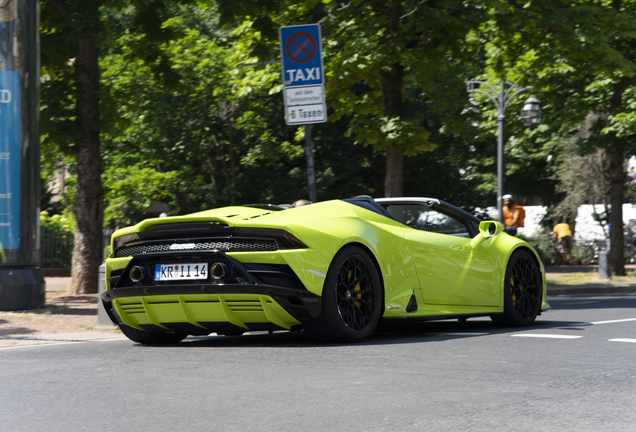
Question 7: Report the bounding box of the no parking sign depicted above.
[280,24,324,87]
[279,24,327,125]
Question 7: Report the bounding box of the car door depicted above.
[383,202,501,307]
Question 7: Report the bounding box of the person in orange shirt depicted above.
[552,222,573,265]
[502,194,525,236]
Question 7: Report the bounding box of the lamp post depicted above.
[466,80,543,222]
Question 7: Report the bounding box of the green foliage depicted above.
[39,0,636,249]
[103,164,180,228]
[217,0,497,198]
[322,0,481,155]
[454,0,636,214]
[98,6,305,223]
[40,210,75,233]
[349,116,435,156]
[40,1,510,227]
[605,112,636,138]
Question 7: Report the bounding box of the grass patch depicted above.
[547,271,636,285]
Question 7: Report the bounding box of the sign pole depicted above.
[304,124,317,203]
[279,24,326,203]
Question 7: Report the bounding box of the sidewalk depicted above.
[0,277,124,349]
[545,265,636,296]
[45,276,73,295]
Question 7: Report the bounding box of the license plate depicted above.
[154,263,208,281]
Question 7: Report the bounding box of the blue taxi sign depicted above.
[279,24,324,87]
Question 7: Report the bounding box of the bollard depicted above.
[95,262,117,329]
[598,250,610,281]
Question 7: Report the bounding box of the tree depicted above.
[41,0,103,294]
[554,138,610,236]
[218,0,496,197]
[40,0,201,293]
[472,0,636,274]
[98,9,308,224]
[95,3,499,224]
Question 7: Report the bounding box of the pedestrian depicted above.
[291,199,312,208]
[502,194,525,236]
[552,222,573,265]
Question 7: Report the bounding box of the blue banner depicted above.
[0,70,20,250]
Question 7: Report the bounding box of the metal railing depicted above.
[40,229,74,268]
[530,235,618,266]
[40,229,111,269]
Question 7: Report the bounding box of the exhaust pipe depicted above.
[210,262,230,280]
[129,265,148,283]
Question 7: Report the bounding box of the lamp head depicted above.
[520,96,543,130]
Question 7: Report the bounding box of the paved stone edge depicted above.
[0,331,126,348]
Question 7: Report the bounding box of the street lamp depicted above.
[520,96,543,130]
[466,80,543,222]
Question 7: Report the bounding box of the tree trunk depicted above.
[385,144,403,197]
[604,76,634,276]
[380,63,404,197]
[71,36,103,294]
[607,138,625,276]
[379,2,405,198]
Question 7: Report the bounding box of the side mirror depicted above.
[470,221,504,248]
[481,221,503,236]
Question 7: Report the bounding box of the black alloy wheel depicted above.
[334,254,378,332]
[491,249,542,326]
[304,245,382,343]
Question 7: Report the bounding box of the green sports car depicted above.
[102,196,550,344]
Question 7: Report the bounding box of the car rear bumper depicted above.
[101,283,322,335]
[103,249,324,335]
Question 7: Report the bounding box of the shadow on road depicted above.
[126,315,610,349]
[0,319,38,337]
[115,293,636,349]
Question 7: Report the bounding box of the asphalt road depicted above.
[2,293,636,432]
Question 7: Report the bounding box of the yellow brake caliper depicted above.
[348,270,362,308]
[511,277,516,302]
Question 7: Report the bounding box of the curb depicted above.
[0,331,125,349]
[547,284,636,296]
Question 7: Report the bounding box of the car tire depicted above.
[491,249,542,326]
[119,324,187,345]
[304,245,383,343]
